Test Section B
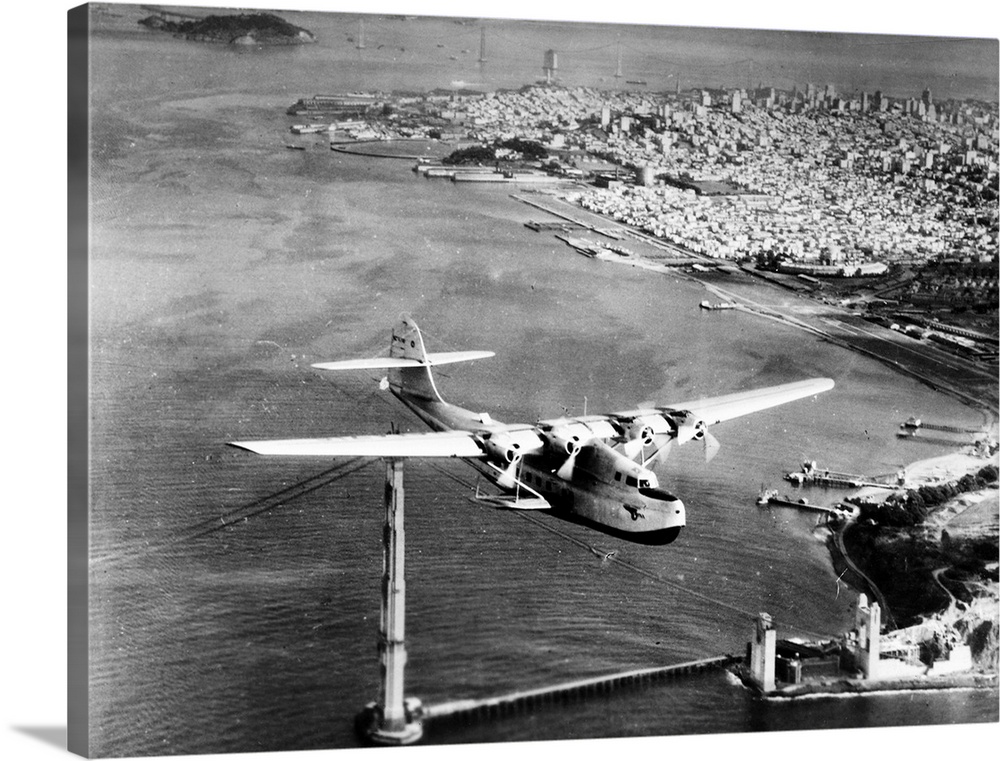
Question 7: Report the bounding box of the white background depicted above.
[6,1,998,759]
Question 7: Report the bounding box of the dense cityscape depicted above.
[292,79,999,354]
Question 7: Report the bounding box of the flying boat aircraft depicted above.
[231,315,834,545]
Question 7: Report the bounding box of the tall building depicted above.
[542,49,558,84]
[637,165,656,186]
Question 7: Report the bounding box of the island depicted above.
[138,12,316,45]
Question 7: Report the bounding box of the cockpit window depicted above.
[639,479,651,488]
[625,476,638,487]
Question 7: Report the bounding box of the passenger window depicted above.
[614,472,622,482]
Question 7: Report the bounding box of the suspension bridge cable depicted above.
[90,457,373,568]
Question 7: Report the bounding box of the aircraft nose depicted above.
[671,497,685,521]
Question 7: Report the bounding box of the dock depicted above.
[525,220,586,232]
[759,494,851,516]
[784,461,895,490]
[900,417,983,435]
[421,654,739,725]
[699,300,739,310]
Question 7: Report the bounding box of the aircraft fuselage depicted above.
[230,314,833,548]
[394,391,686,545]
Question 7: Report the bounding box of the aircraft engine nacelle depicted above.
[482,429,545,464]
[667,410,721,463]
[624,414,672,443]
[627,422,655,447]
[536,418,619,468]
[549,431,582,454]
[674,412,706,444]
[543,423,595,455]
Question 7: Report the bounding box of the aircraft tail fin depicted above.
[311,314,493,404]
[388,314,443,402]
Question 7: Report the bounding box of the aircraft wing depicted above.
[662,378,834,425]
[229,430,486,458]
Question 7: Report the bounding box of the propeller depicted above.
[556,443,581,481]
[642,437,673,467]
[496,453,522,489]
[623,435,648,460]
[675,413,721,463]
[619,415,670,463]
[703,430,720,463]
[625,432,675,467]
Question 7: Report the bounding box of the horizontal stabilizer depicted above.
[425,351,496,365]
[312,351,494,372]
[230,430,486,458]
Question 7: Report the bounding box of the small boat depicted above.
[700,300,738,310]
[756,488,777,506]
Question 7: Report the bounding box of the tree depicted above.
[442,145,496,165]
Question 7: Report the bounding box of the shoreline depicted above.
[733,663,998,699]
[835,449,998,667]
[506,191,999,419]
[554,155,1000,681]
[511,181,999,682]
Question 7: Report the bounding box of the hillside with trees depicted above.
[139,13,317,45]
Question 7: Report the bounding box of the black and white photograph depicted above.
[27,0,1000,758]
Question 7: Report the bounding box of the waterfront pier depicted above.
[900,417,985,435]
[784,460,895,490]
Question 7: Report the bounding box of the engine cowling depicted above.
[544,423,592,455]
[627,422,656,447]
[667,410,721,462]
[482,429,545,464]
[674,412,705,445]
